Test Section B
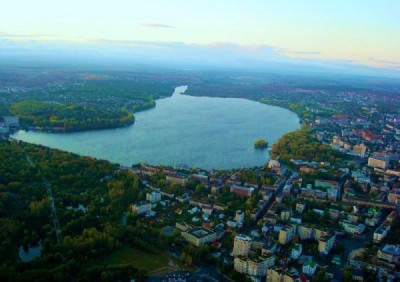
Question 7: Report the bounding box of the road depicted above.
[252,169,293,226]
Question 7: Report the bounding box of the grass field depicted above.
[89,248,191,275]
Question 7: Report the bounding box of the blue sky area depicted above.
[1,0,399,74]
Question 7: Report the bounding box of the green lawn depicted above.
[88,248,190,275]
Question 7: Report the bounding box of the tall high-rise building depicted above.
[232,234,252,257]
[278,224,296,245]
[353,144,367,157]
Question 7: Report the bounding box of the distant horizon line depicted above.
[0,38,399,79]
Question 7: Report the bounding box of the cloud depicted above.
[0,38,398,76]
[0,31,50,38]
[140,23,174,28]
[368,57,400,68]
[281,50,321,55]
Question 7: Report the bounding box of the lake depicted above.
[12,86,299,170]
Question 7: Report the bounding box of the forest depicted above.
[270,125,346,165]
[0,140,172,281]
[10,101,134,132]
[0,66,179,132]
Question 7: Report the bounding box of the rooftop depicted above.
[188,227,214,238]
[374,224,390,235]
[303,260,317,268]
[382,244,400,256]
[235,234,252,242]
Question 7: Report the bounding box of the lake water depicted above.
[12,86,299,170]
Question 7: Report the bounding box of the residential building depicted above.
[232,234,252,257]
[279,224,296,245]
[248,255,275,276]
[230,185,255,197]
[131,201,151,215]
[267,267,297,282]
[176,193,191,203]
[280,208,292,222]
[377,245,400,265]
[297,225,335,254]
[251,239,265,250]
[233,256,247,275]
[318,233,336,254]
[268,159,281,170]
[352,269,364,281]
[315,179,339,190]
[227,220,238,229]
[264,213,278,225]
[353,144,367,157]
[181,226,217,246]
[235,210,245,225]
[328,208,340,220]
[262,241,277,255]
[234,255,275,278]
[291,243,302,260]
[298,225,314,240]
[302,261,318,275]
[314,228,330,240]
[340,220,366,235]
[373,224,391,243]
[175,221,190,232]
[190,173,209,183]
[202,204,213,216]
[166,174,188,186]
[296,202,307,213]
[211,186,222,194]
[213,203,227,211]
[353,144,367,158]
[290,215,302,225]
[315,179,340,201]
[368,155,389,170]
[300,166,315,173]
[388,191,400,205]
[146,190,161,203]
[386,211,397,224]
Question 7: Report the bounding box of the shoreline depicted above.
[15,86,189,134]
[10,85,300,171]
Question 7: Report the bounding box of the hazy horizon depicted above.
[1,39,399,80]
[1,1,399,77]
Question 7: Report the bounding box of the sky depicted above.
[1,0,400,72]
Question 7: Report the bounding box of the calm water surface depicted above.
[12,86,299,169]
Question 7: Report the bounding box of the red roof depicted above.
[299,274,308,282]
[212,241,221,247]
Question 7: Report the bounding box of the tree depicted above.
[343,266,354,282]
[254,139,268,149]
[313,269,330,282]
[195,184,204,196]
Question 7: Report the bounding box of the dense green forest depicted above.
[10,101,134,132]
[270,125,346,165]
[0,68,178,132]
[0,140,171,281]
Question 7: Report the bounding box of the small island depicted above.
[254,138,268,149]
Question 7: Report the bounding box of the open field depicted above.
[88,247,192,275]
